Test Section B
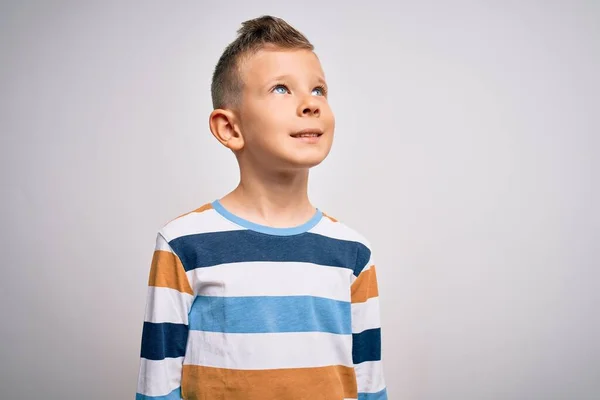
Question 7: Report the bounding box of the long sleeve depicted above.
[135,233,195,400]
[351,254,388,400]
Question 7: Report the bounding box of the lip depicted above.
[290,128,324,138]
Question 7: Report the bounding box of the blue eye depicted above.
[312,86,326,96]
[273,85,289,94]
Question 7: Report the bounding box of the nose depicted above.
[297,95,320,117]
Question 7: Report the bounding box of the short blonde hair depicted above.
[210,15,314,109]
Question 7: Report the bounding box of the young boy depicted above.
[135,15,387,400]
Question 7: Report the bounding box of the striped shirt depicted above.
[135,200,387,399]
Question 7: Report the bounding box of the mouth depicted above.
[290,129,324,139]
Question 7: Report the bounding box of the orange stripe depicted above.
[351,265,379,303]
[322,211,338,222]
[147,250,193,295]
[168,202,214,223]
[182,364,357,400]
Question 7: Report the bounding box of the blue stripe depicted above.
[140,322,188,360]
[358,388,388,400]
[189,295,351,334]
[136,387,181,400]
[352,328,381,364]
[169,231,371,275]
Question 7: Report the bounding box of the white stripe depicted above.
[184,331,353,369]
[311,218,372,248]
[187,261,353,301]
[137,357,183,397]
[144,286,194,325]
[154,233,174,252]
[162,209,240,240]
[355,360,386,393]
[351,262,375,285]
[352,297,381,333]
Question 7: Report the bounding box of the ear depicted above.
[209,108,244,151]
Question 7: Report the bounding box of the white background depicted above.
[1,1,598,399]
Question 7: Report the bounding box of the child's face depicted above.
[236,46,335,171]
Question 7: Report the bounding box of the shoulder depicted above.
[157,202,233,243]
[314,210,373,249]
[313,210,374,275]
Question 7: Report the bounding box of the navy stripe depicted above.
[188,295,351,334]
[358,388,388,400]
[140,322,188,360]
[352,328,381,364]
[169,231,371,275]
[355,241,371,276]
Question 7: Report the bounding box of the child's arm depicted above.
[135,233,194,400]
[351,254,388,399]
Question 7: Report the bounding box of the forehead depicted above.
[238,47,324,85]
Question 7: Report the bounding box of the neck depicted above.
[219,163,315,228]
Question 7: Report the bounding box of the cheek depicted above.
[250,101,289,129]
[240,108,276,141]
[323,105,335,129]
[245,115,289,149]
[260,109,291,135]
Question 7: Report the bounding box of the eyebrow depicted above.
[265,75,328,89]
[315,76,328,89]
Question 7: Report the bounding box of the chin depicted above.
[286,151,330,170]
[266,142,333,171]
